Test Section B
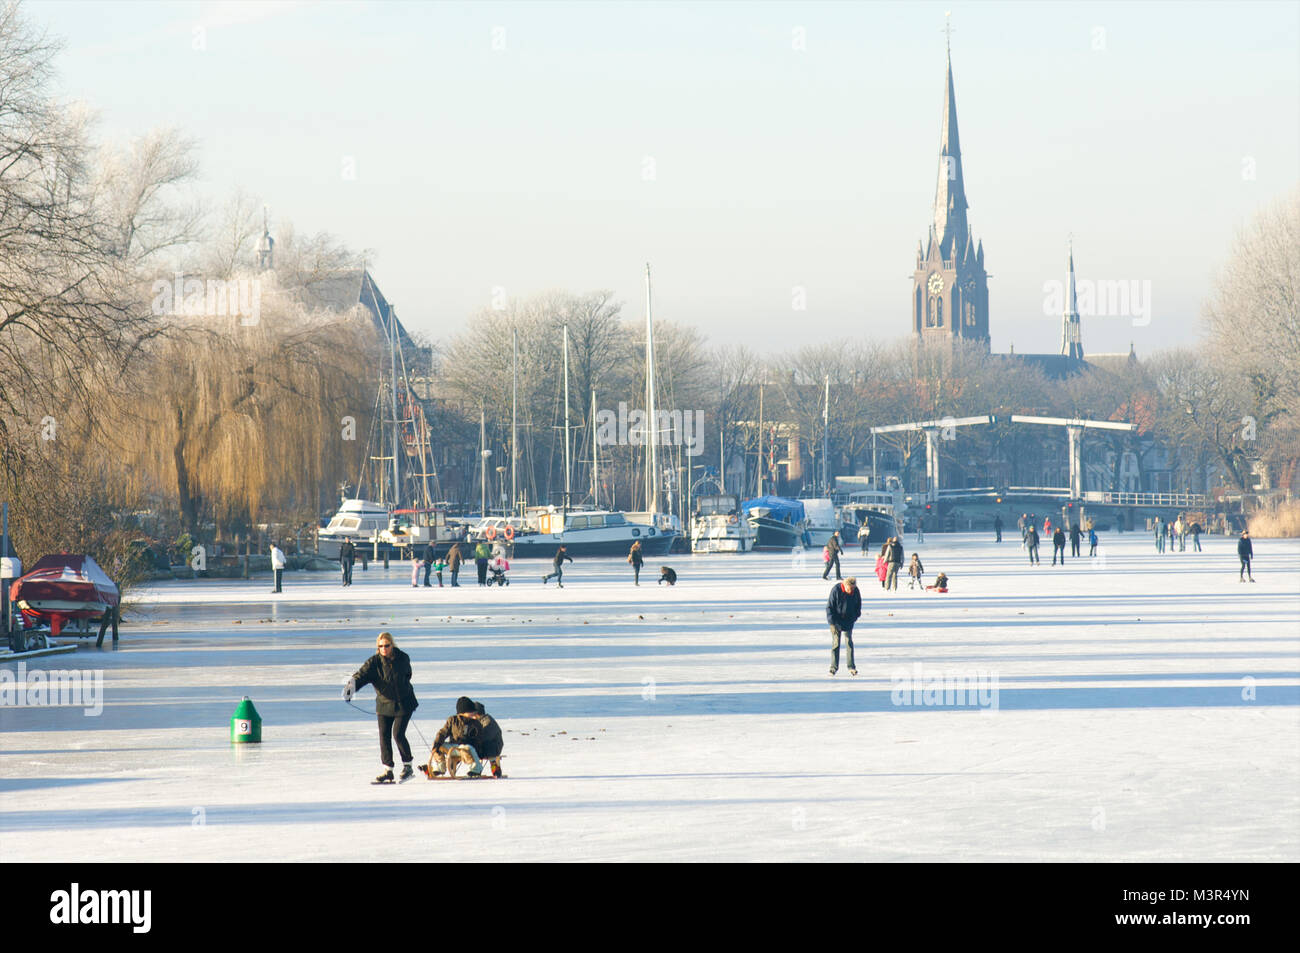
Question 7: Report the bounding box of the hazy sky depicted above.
[33,0,1300,357]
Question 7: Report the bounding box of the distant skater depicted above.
[1088,526,1098,557]
[994,515,1003,543]
[822,531,843,581]
[885,536,903,591]
[1069,524,1082,557]
[270,542,286,593]
[340,539,355,587]
[1026,525,1041,565]
[858,521,870,554]
[658,566,677,586]
[1051,527,1066,566]
[543,545,573,587]
[628,540,644,585]
[1238,531,1255,582]
[907,552,924,589]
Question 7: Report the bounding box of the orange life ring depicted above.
[486,525,497,540]
[728,515,737,524]
[504,525,515,541]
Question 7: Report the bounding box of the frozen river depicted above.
[3,532,1297,862]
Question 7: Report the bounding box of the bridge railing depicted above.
[1083,491,1208,508]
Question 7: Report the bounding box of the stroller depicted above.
[488,555,511,586]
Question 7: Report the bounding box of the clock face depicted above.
[927,273,944,296]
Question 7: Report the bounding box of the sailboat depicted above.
[318,286,448,559]
[508,268,681,558]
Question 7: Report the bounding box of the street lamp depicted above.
[480,448,492,516]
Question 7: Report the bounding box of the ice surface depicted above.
[2,533,1297,861]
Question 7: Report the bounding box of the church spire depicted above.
[1061,239,1084,360]
[933,44,969,260]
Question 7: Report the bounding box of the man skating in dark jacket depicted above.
[339,540,355,587]
[1069,524,1082,557]
[822,531,843,581]
[345,631,420,783]
[1238,531,1255,582]
[422,696,485,778]
[422,542,436,587]
[1026,525,1040,565]
[1051,527,1067,565]
[826,577,862,676]
[885,537,904,591]
[994,515,1003,543]
[543,545,573,587]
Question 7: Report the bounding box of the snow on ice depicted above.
[2,533,1297,861]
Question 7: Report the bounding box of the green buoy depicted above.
[231,696,262,743]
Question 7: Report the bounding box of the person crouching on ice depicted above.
[421,696,485,778]
[473,700,505,777]
[657,566,677,586]
[344,631,419,783]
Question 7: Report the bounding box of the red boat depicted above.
[9,554,120,638]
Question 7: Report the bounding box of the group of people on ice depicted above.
[1016,514,1098,566]
[1152,515,1204,553]
[344,631,505,782]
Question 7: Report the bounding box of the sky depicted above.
[30,0,1300,357]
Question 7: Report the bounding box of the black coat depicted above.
[352,648,419,717]
[553,549,573,568]
[629,545,644,567]
[475,711,504,758]
[1053,530,1066,548]
[339,541,355,565]
[1238,537,1253,558]
[423,544,435,565]
[889,539,904,565]
[826,582,862,630]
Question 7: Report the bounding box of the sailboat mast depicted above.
[823,374,830,496]
[512,327,518,515]
[389,302,401,506]
[757,379,764,498]
[645,263,658,515]
[563,324,571,510]
[591,388,599,507]
[480,408,487,516]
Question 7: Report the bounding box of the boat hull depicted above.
[508,529,678,558]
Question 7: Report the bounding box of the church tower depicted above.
[1060,240,1084,360]
[912,42,989,351]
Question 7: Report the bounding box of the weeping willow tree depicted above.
[114,289,378,539]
